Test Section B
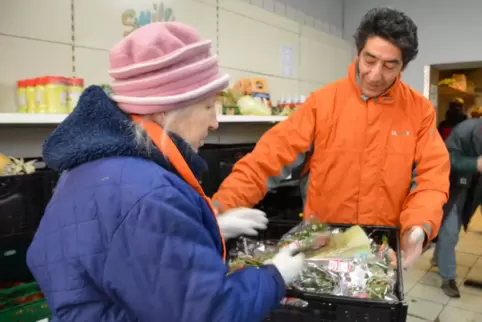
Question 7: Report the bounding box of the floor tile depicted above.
[407,283,450,304]
[474,257,482,269]
[447,292,482,313]
[404,268,428,283]
[456,242,482,256]
[460,283,482,297]
[466,266,482,281]
[406,296,444,321]
[403,280,416,294]
[413,258,434,271]
[430,265,470,279]
[406,315,429,322]
[420,267,466,287]
[438,306,482,322]
[456,252,479,268]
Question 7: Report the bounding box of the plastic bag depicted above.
[293,238,398,301]
[228,238,277,271]
[228,217,330,272]
[276,217,331,255]
[280,297,309,308]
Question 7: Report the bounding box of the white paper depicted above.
[280,44,295,78]
[429,84,438,108]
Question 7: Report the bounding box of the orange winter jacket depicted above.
[213,59,450,240]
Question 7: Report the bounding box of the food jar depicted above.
[45,76,68,114]
[67,77,84,113]
[16,80,27,113]
[25,79,37,114]
[35,77,48,113]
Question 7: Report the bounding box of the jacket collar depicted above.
[42,85,207,180]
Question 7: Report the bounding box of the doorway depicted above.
[425,61,482,127]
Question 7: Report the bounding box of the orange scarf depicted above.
[131,115,226,261]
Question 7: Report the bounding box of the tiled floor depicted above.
[405,212,482,322]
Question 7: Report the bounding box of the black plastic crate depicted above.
[0,234,35,283]
[230,219,408,322]
[0,169,58,238]
[256,180,304,220]
[198,144,255,197]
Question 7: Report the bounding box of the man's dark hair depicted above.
[354,7,419,68]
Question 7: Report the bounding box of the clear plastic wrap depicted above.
[228,218,330,271]
[292,235,398,301]
[276,219,331,255]
[228,222,399,301]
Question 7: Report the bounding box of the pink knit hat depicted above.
[109,22,229,114]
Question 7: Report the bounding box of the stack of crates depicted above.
[0,282,51,321]
[0,167,58,321]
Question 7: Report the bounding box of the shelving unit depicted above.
[0,114,69,125]
[0,113,287,126]
[438,85,476,100]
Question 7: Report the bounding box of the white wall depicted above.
[257,0,344,36]
[343,0,482,93]
[0,0,353,157]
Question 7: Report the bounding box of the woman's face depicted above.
[162,97,219,151]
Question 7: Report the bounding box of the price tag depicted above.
[328,259,352,272]
[339,261,349,272]
[328,259,339,271]
[282,241,301,252]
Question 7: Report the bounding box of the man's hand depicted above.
[217,208,268,240]
[477,156,482,173]
[401,226,425,269]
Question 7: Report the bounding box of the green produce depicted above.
[237,96,271,116]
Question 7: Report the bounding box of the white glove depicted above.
[217,208,268,240]
[401,226,425,269]
[267,247,305,285]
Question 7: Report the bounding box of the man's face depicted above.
[358,36,403,98]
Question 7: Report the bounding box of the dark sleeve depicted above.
[446,125,478,173]
[103,186,285,322]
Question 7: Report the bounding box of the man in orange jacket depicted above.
[213,7,450,269]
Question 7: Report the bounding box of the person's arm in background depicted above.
[446,123,482,174]
[400,99,450,243]
[212,94,318,212]
[104,186,286,322]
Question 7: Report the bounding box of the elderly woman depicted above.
[26,22,304,322]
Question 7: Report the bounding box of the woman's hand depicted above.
[266,247,305,285]
[217,208,268,240]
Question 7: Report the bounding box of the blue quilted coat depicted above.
[26,86,286,322]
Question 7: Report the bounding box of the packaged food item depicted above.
[291,97,300,113]
[25,79,37,114]
[280,297,309,308]
[233,77,272,112]
[16,80,27,113]
[451,74,467,92]
[228,217,331,271]
[45,76,68,114]
[35,77,48,113]
[274,97,285,116]
[280,98,292,116]
[228,222,399,302]
[67,77,84,112]
[238,95,270,116]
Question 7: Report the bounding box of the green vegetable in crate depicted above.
[294,263,339,294]
[277,221,331,255]
[310,225,371,259]
[228,220,331,272]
